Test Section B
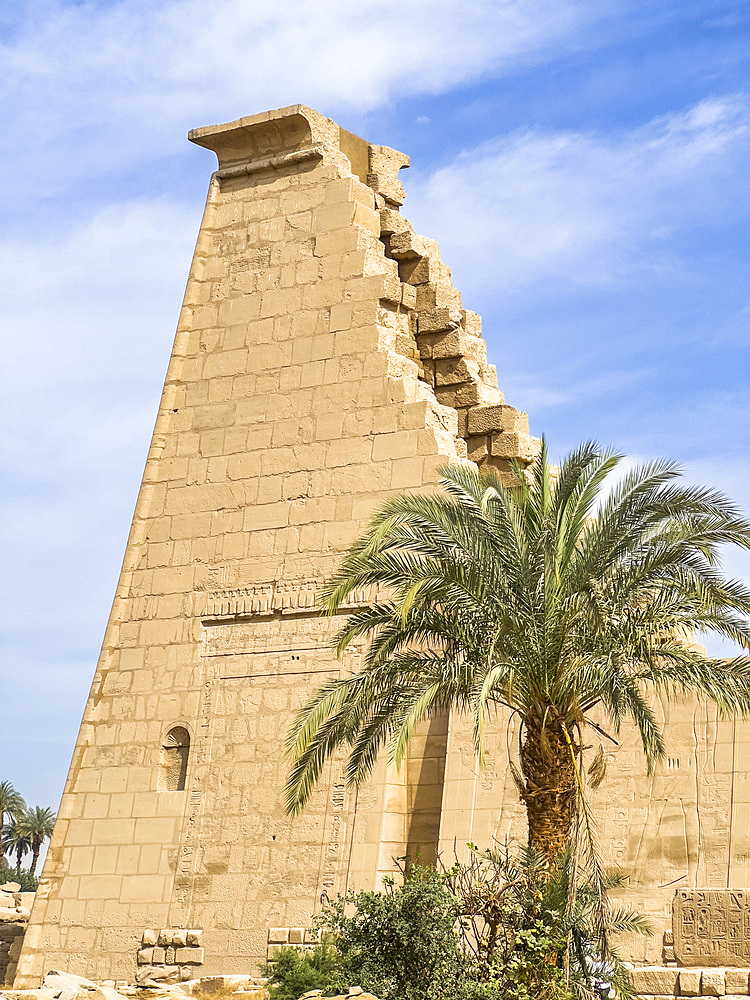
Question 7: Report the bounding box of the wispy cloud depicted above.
[406,95,750,293]
[0,0,625,203]
[2,198,194,390]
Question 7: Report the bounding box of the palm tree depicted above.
[17,806,56,875]
[285,442,750,860]
[3,821,31,869]
[0,782,26,864]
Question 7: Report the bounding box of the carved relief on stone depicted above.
[674,889,750,966]
[198,579,383,620]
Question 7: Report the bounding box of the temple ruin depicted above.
[13,106,750,986]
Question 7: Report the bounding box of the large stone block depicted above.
[702,971,727,996]
[467,404,529,436]
[679,970,701,996]
[725,971,750,994]
[630,968,679,996]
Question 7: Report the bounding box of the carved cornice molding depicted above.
[198,578,380,620]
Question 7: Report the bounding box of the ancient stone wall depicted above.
[15,104,750,984]
[13,106,536,986]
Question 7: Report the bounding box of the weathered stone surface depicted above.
[174,950,203,965]
[467,404,529,436]
[702,971,727,996]
[675,891,750,967]
[679,970,701,996]
[630,967,679,995]
[725,971,750,994]
[8,105,541,987]
[43,972,96,1000]
[417,307,462,334]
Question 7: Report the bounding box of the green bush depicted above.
[262,851,647,1000]
[323,867,462,1000]
[262,939,347,1000]
[0,863,39,892]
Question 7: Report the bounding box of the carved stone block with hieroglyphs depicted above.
[674,890,750,966]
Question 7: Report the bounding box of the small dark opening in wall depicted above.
[160,726,190,791]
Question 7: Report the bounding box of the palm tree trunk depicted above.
[30,843,40,875]
[520,721,577,860]
[15,845,23,869]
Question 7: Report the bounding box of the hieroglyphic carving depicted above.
[172,677,215,928]
[674,889,750,966]
[319,771,348,901]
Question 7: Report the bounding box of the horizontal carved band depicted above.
[200,579,380,620]
[216,145,324,179]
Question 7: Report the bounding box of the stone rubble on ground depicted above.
[0,970,273,1000]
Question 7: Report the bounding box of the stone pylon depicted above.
[14,106,538,985]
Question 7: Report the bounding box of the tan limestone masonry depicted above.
[13,106,537,987]
[14,105,750,985]
[628,966,750,1000]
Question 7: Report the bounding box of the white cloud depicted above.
[501,367,651,414]
[2,198,194,390]
[405,94,750,293]
[0,0,627,199]
[2,0,608,116]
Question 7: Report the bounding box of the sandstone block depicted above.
[461,310,482,336]
[467,404,529,436]
[175,947,204,964]
[172,929,187,947]
[137,948,154,965]
[702,971,726,996]
[152,947,166,963]
[136,966,179,983]
[268,928,289,944]
[630,968,679,995]
[466,436,488,464]
[725,972,750,994]
[401,283,416,309]
[389,230,425,260]
[679,970,701,996]
[417,307,462,334]
[490,432,525,459]
[367,172,405,206]
[379,209,406,236]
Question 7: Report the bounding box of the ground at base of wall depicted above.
[0,971,267,1000]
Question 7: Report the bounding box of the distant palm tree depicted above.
[286,443,750,861]
[0,782,26,865]
[17,807,56,875]
[2,821,31,869]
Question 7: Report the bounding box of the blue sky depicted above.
[2,0,749,814]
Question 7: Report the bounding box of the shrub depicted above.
[322,867,462,1000]
[263,850,648,1000]
[262,939,347,1000]
[0,863,39,892]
